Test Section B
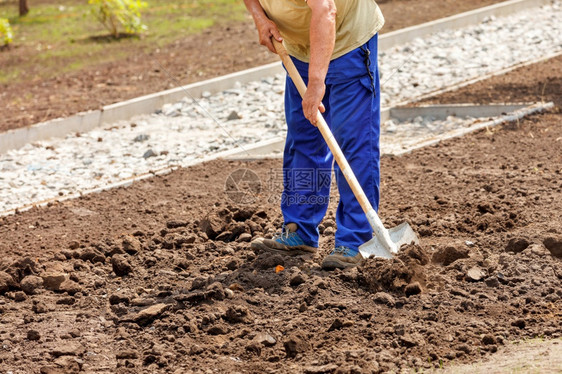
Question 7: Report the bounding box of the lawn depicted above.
[0,0,248,83]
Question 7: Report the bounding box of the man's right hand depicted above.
[256,18,283,54]
[243,0,283,54]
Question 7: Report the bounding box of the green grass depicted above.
[0,0,248,83]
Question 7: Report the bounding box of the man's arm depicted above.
[243,0,283,53]
[303,0,336,125]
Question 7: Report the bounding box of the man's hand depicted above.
[302,79,326,126]
[243,0,282,54]
[256,18,283,54]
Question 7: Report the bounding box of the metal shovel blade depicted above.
[359,222,420,259]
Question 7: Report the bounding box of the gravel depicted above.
[0,2,560,213]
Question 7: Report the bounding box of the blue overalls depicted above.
[281,34,381,252]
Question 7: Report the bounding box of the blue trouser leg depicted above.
[282,34,381,251]
[282,75,333,248]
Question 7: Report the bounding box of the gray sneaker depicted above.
[251,223,317,256]
[322,246,364,270]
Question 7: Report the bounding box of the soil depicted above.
[0,0,504,132]
[0,58,560,372]
[414,55,562,109]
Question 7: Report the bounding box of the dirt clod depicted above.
[0,271,17,294]
[432,245,469,265]
[543,236,562,258]
[111,254,133,276]
[20,275,44,295]
[405,281,423,296]
[284,333,310,358]
[505,237,530,253]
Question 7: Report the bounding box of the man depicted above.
[244,0,385,270]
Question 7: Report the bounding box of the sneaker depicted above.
[251,223,317,256]
[321,246,364,270]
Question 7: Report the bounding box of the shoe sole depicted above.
[250,240,317,256]
[321,258,362,270]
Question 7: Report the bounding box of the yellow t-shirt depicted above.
[258,0,385,62]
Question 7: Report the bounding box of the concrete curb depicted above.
[0,0,549,154]
[388,102,555,156]
[221,102,554,160]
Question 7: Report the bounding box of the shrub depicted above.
[0,18,13,47]
[88,0,148,38]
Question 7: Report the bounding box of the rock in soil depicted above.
[0,271,17,294]
[41,272,68,291]
[111,254,133,276]
[20,275,44,295]
[284,333,310,358]
[126,303,169,326]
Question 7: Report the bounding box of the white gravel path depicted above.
[1,2,561,213]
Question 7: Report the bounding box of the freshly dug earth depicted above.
[415,54,562,108]
[0,0,504,132]
[0,65,561,372]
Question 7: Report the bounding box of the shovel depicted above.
[272,40,419,259]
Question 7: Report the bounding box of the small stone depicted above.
[130,303,169,326]
[41,272,68,291]
[143,149,157,159]
[511,319,526,329]
[373,292,396,306]
[111,255,133,276]
[237,233,252,242]
[481,334,496,345]
[133,134,149,142]
[166,220,188,229]
[58,280,82,296]
[283,333,310,358]
[0,271,17,294]
[109,292,131,305]
[227,111,241,121]
[505,237,530,253]
[543,236,562,258]
[466,266,486,282]
[122,236,141,255]
[255,332,276,347]
[225,305,252,323]
[207,324,229,335]
[116,350,138,360]
[215,231,233,242]
[50,342,85,357]
[79,248,105,263]
[327,318,353,331]
[32,301,49,314]
[27,329,41,341]
[484,277,500,288]
[405,282,422,296]
[400,333,424,348]
[289,273,307,287]
[224,288,234,298]
[13,291,26,301]
[68,241,80,250]
[20,275,44,295]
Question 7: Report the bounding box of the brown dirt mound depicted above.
[359,244,430,295]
